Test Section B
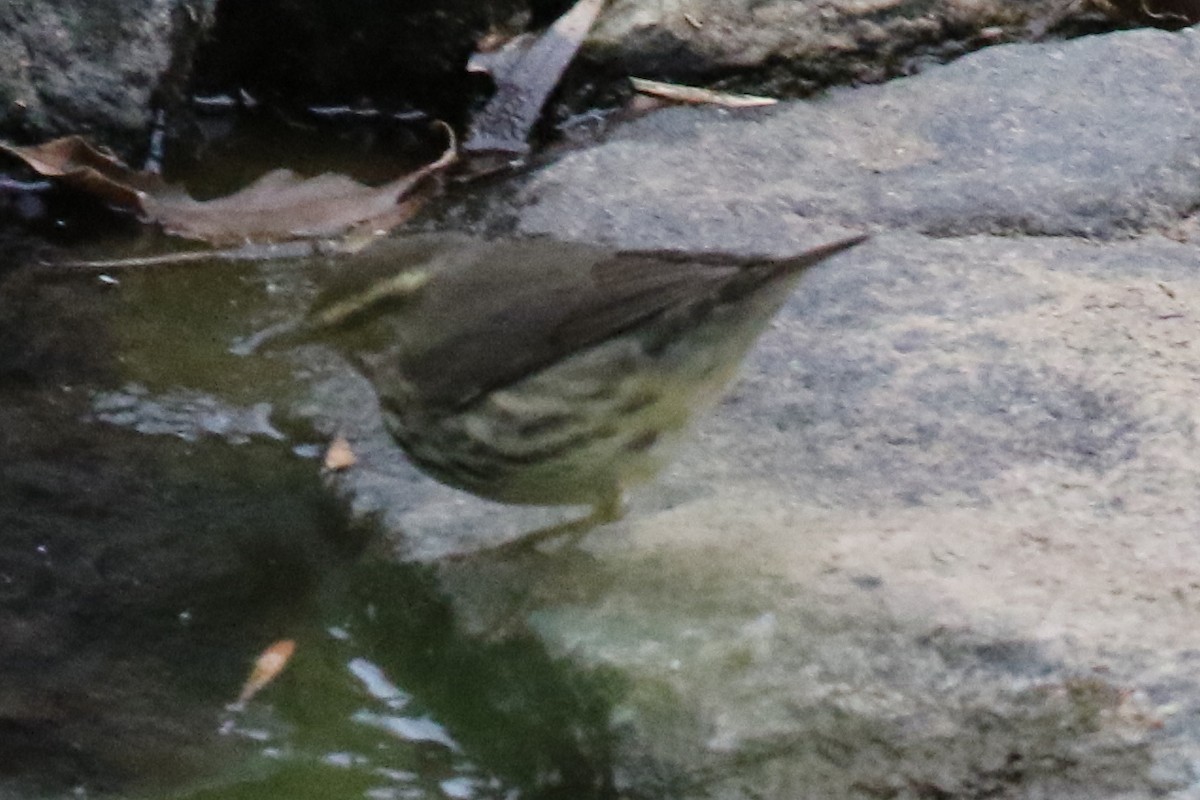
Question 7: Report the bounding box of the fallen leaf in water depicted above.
[630,78,778,109]
[464,0,604,157]
[324,435,357,471]
[1,124,456,247]
[235,639,296,707]
[0,136,152,210]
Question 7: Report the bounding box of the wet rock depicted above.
[587,0,1092,88]
[442,554,1158,800]
[91,383,284,443]
[0,0,216,152]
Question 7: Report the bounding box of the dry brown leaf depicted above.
[324,435,358,471]
[1,124,456,247]
[235,639,296,707]
[629,78,778,109]
[0,136,158,212]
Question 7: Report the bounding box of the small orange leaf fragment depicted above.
[324,436,357,471]
[236,639,296,706]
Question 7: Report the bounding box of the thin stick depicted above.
[42,239,347,271]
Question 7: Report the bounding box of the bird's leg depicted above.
[464,483,625,559]
[592,482,625,523]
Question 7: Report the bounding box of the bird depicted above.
[253,231,866,544]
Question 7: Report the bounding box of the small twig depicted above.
[42,239,348,271]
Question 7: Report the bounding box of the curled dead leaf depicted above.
[0,135,157,213]
[1,123,457,248]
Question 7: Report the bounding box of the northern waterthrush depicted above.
[260,232,865,524]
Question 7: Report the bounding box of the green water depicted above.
[159,561,621,800]
[0,227,621,800]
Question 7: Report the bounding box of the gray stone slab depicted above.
[504,26,1200,244]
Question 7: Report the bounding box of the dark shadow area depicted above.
[189,0,576,123]
[0,250,359,797]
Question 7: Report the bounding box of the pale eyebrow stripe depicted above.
[311,269,430,329]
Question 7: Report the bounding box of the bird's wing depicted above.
[402,245,749,409]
